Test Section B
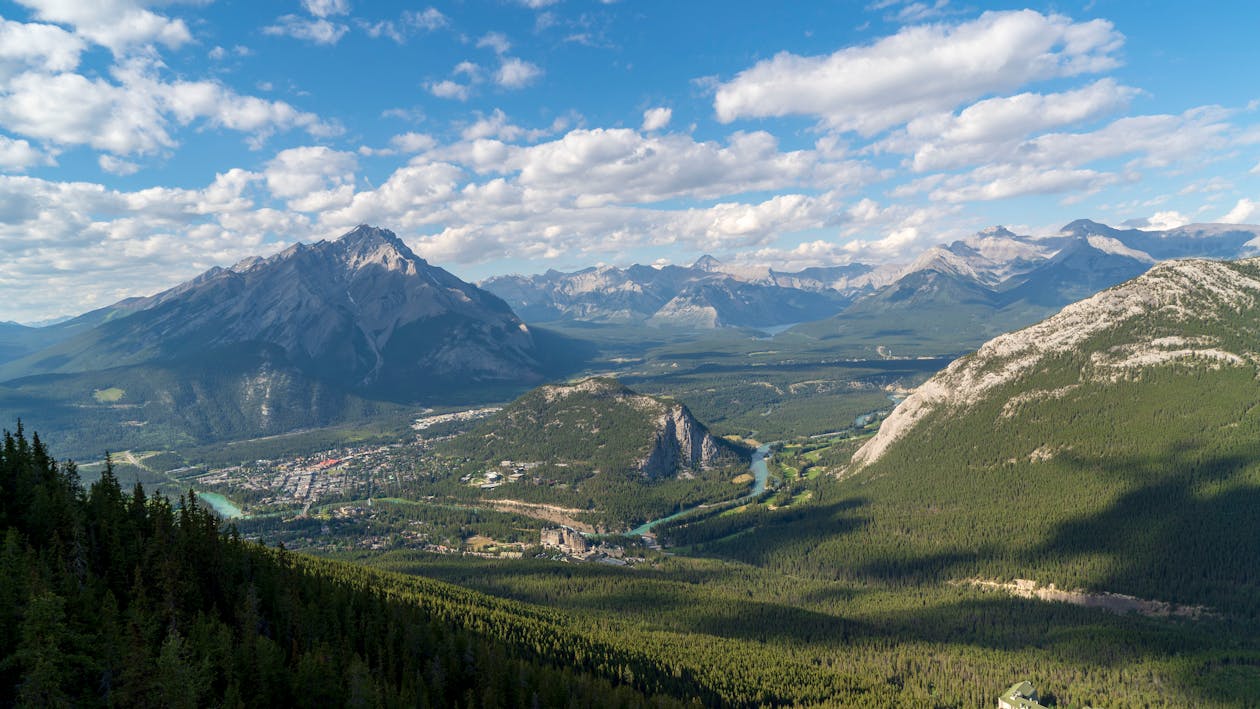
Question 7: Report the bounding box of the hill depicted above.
[833,258,1260,615]
[0,423,686,707]
[433,377,752,529]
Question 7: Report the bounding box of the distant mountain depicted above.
[4,226,542,397]
[484,220,1260,337]
[0,225,548,454]
[839,257,1260,616]
[436,377,751,528]
[786,220,1260,355]
[481,255,859,328]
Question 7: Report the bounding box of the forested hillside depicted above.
[0,423,684,707]
[432,378,751,528]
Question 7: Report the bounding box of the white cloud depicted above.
[1123,210,1191,231]
[0,171,287,320]
[264,146,358,204]
[390,132,436,153]
[477,32,511,55]
[264,16,349,45]
[454,61,481,79]
[926,164,1114,203]
[459,109,552,142]
[0,70,172,154]
[886,0,952,24]
[0,59,331,157]
[881,79,1138,172]
[13,0,191,53]
[714,10,1123,135]
[0,134,52,171]
[641,107,672,131]
[427,80,471,101]
[1221,198,1257,224]
[496,58,543,88]
[427,125,872,212]
[99,154,140,175]
[515,0,561,8]
[359,7,448,43]
[1020,108,1234,170]
[407,7,449,31]
[302,0,351,18]
[0,17,86,79]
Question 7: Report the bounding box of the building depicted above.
[998,681,1048,709]
[540,526,589,554]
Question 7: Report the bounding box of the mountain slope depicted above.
[839,258,1260,615]
[786,225,1183,355]
[435,377,751,528]
[0,226,550,454]
[3,226,541,399]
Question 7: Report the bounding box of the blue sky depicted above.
[2,0,1259,321]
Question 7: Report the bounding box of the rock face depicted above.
[640,403,727,479]
[5,225,544,400]
[534,377,740,477]
[849,258,1260,471]
[458,377,748,479]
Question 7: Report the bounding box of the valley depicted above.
[8,3,1260,705]
[8,226,1260,707]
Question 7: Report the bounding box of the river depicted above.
[197,491,244,519]
[627,443,772,536]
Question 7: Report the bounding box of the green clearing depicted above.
[90,386,124,402]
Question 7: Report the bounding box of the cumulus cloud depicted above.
[13,0,191,53]
[641,107,672,131]
[0,134,51,171]
[925,164,1114,203]
[0,17,86,79]
[1123,210,1191,231]
[359,7,448,43]
[495,58,543,88]
[0,171,290,320]
[880,79,1138,172]
[302,0,351,17]
[450,127,870,206]
[427,79,471,101]
[0,59,334,155]
[98,154,140,175]
[263,15,349,45]
[714,10,1123,134]
[1220,198,1257,224]
[389,132,437,153]
[264,146,358,205]
[477,32,511,55]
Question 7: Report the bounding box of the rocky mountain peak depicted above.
[328,225,423,274]
[691,254,724,271]
[1060,218,1119,237]
[977,225,1016,238]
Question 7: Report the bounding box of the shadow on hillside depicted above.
[686,497,871,571]
[1029,442,1260,617]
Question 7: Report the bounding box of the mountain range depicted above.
[484,220,1260,348]
[480,257,867,328]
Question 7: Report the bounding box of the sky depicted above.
[1,0,1259,322]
